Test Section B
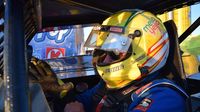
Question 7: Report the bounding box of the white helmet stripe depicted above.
[149,33,168,53]
[151,43,169,73]
[143,40,169,71]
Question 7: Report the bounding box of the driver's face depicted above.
[96,50,127,65]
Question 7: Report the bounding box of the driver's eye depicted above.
[107,51,120,60]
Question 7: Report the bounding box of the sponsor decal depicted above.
[34,29,72,43]
[143,17,165,35]
[131,54,146,64]
[134,98,153,111]
[104,64,124,73]
[109,26,124,33]
[122,85,137,95]
[46,47,65,59]
[46,60,65,68]
[29,29,76,59]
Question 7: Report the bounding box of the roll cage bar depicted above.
[179,16,200,44]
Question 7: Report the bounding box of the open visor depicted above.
[84,28,132,54]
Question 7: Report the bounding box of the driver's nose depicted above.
[103,54,114,63]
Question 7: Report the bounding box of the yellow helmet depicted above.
[85,9,169,89]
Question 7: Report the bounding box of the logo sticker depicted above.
[104,65,124,73]
[46,47,65,59]
[143,17,165,35]
[134,98,153,111]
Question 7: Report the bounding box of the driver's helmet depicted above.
[84,9,169,89]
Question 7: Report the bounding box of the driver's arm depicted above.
[64,82,104,112]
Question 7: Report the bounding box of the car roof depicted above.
[39,0,200,28]
[0,0,200,41]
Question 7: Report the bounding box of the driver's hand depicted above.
[64,101,85,112]
[29,57,57,83]
[28,56,73,97]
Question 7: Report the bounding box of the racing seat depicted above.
[160,20,192,111]
[161,20,188,90]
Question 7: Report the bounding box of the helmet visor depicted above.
[84,26,132,54]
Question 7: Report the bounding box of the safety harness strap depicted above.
[95,78,188,112]
[130,79,189,108]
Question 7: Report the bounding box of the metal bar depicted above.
[0,25,3,31]
[25,26,36,40]
[57,0,113,15]
[4,0,29,112]
[179,16,200,44]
